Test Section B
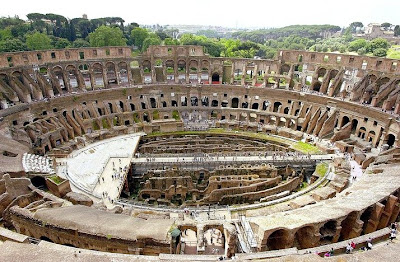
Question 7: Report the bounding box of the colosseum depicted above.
[0,45,400,261]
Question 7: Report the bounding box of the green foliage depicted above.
[180,33,223,57]
[72,38,90,48]
[0,28,12,41]
[102,118,110,129]
[395,25,400,37]
[130,27,149,49]
[172,110,180,120]
[133,113,140,123]
[357,47,367,55]
[142,33,162,52]
[291,141,322,154]
[387,45,400,59]
[0,38,27,52]
[348,38,367,52]
[381,22,391,29]
[92,120,100,130]
[349,22,363,32]
[152,110,160,120]
[53,37,70,49]
[315,162,329,176]
[49,175,64,184]
[164,37,179,45]
[373,48,387,57]
[26,32,53,50]
[232,24,341,43]
[89,25,126,47]
[365,38,389,53]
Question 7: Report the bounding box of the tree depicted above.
[26,32,53,50]
[373,48,387,57]
[350,22,363,28]
[130,27,149,49]
[53,37,70,49]
[164,38,179,45]
[381,22,391,30]
[357,47,367,55]
[0,38,27,52]
[142,34,161,51]
[72,39,90,48]
[89,25,126,47]
[348,38,367,52]
[394,25,400,37]
[365,38,389,53]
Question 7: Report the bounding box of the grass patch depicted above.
[49,175,63,184]
[133,113,140,123]
[387,45,400,59]
[102,118,110,129]
[152,110,160,120]
[291,141,321,154]
[315,162,329,176]
[172,110,180,120]
[147,128,295,146]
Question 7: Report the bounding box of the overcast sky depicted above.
[2,0,399,29]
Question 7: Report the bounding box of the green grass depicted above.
[387,45,400,59]
[49,175,63,184]
[133,113,140,123]
[172,110,180,120]
[315,162,329,176]
[152,110,160,120]
[147,129,295,146]
[291,141,321,154]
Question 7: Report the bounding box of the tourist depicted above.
[389,229,396,242]
[345,242,352,254]
[366,238,372,250]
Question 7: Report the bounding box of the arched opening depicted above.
[252,103,259,110]
[201,96,209,106]
[367,130,376,143]
[262,101,270,111]
[273,102,282,112]
[143,113,150,122]
[150,98,157,108]
[319,220,337,245]
[180,227,198,254]
[339,211,359,241]
[108,103,114,114]
[267,229,290,250]
[105,62,117,85]
[191,96,198,106]
[387,134,396,148]
[211,100,219,107]
[212,73,219,83]
[242,102,248,108]
[312,82,321,92]
[358,127,366,139]
[181,96,187,106]
[92,63,104,88]
[351,119,358,133]
[293,226,316,249]
[231,98,239,108]
[130,103,135,111]
[283,107,289,114]
[31,176,47,190]
[341,116,350,128]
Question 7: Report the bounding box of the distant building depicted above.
[82,14,88,20]
[354,23,400,44]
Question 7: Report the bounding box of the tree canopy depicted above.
[89,25,126,47]
[26,32,53,50]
